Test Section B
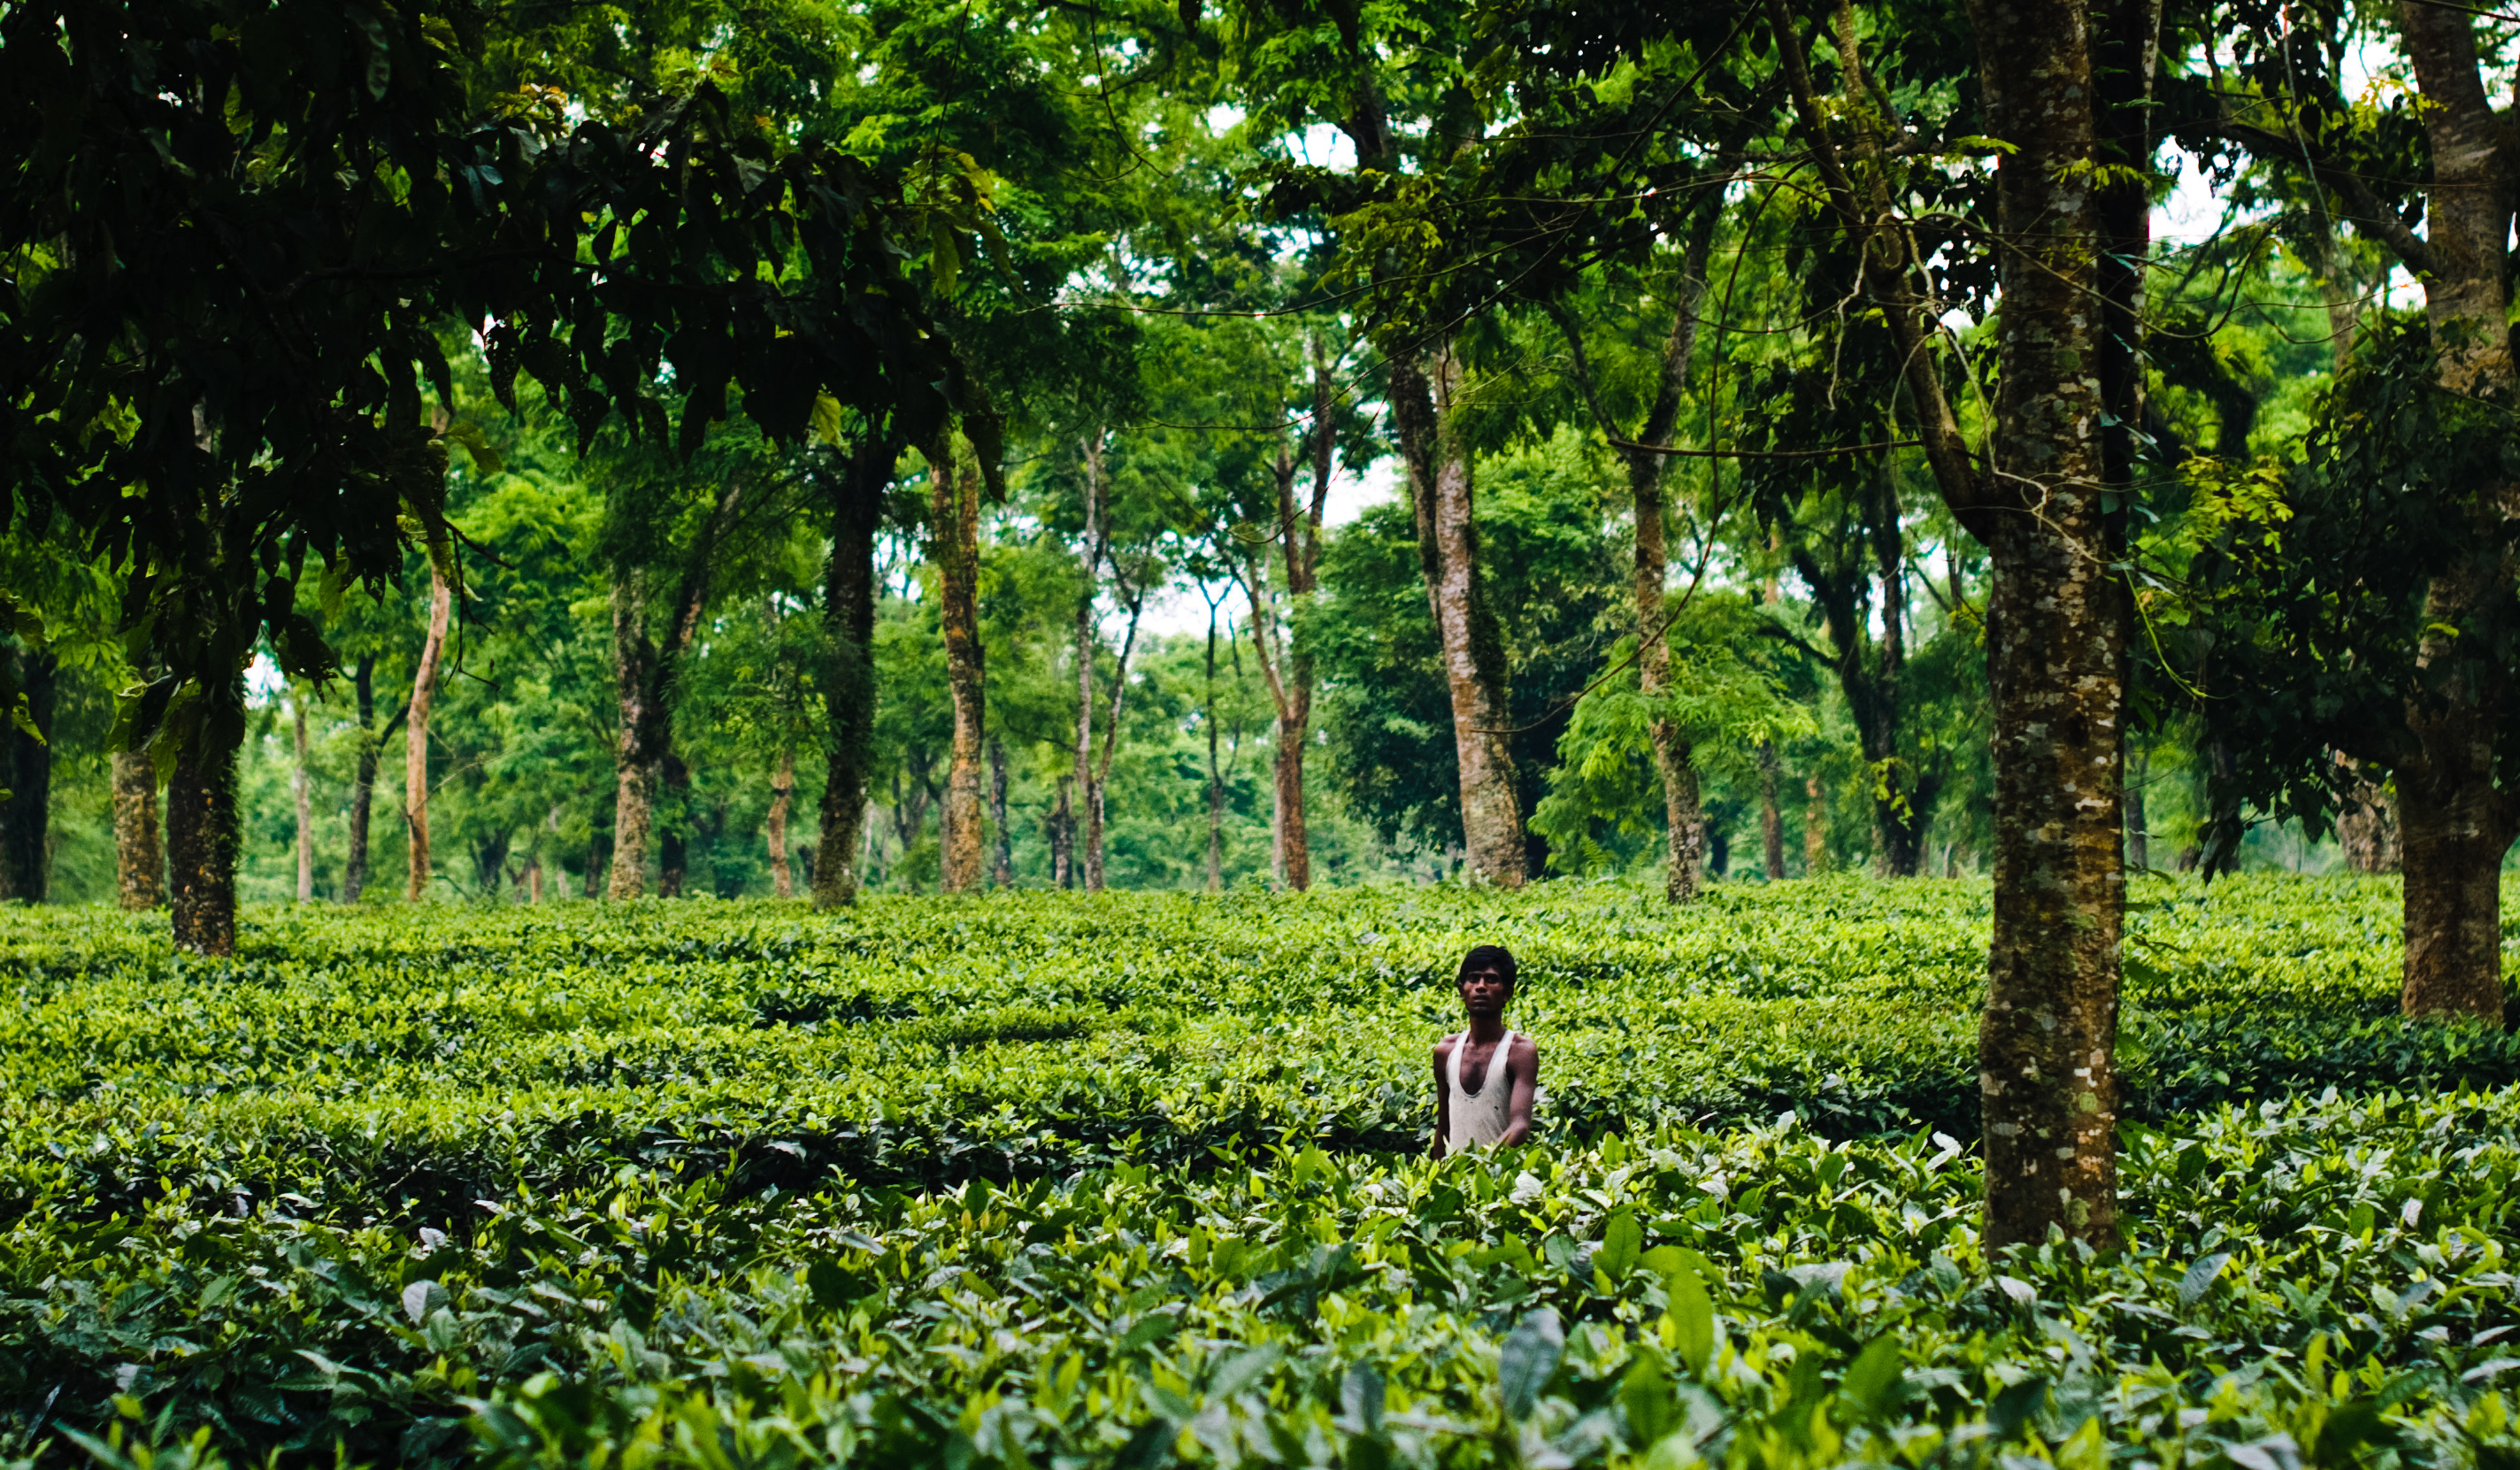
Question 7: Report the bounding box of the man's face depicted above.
[1458,967,1511,1020]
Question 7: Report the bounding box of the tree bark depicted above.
[1630,420,1704,901]
[2386,0,2520,1023]
[1087,581,1146,892]
[1389,344,1525,886]
[2125,743,2151,874]
[1550,154,1738,902]
[657,752,690,897]
[816,441,889,908]
[609,568,658,900]
[1072,434,1108,893]
[767,746,795,898]
[1772,0,2142,1249]
[344,654,377,903]
[2335,757,2400,873]
[1803,773,1829,874]
[933,439,987,894]
[1205,603,1227,893]
[405,553,451,903]
[0,648,57,902]
[167,732,239,955]
[988,735,1012,889]
[1758,743,1786,880]
[2398,754,2511,1018]
[1243,338,1341,890]
[1970,0,2137,1252]
[292,693,314,902]
[611,481,740,902]
[113,749,163,909]
[1051,775,1075,889]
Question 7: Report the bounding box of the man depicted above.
[1432,943,1539,1156]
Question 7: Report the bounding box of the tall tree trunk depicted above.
[1867,489,1924,876]
[1087,583,1145,893]
[1246,338,1340,891]
[1975,0,2140,1251]
[611,482,741,903]
[657,752,690,897]
[1631,414,1705,902]
[2386,0,2520,1022]
[1051,776,1075,889]
[2394,550,2516,1018]
[933,440,987,893]
[167,721,240,956]
[2335,755,2400,872]
[988,735,1012,889]
[1390,345,1525,886]
[1802,773,1829,874]
[405,554,451,903]
[292,693,314,902]
[817,441,889,908]
[1207,601,1227,893]
[609,567,658,901]
[1072,434,1109,892]
[768,747,795,898]
[1758,744,1786,880]
[345,654,377,903]
[2398,750,2511,1017]
[1774,0,2143,1251]
[113,749,163,909]
[1246,440,1316,891]
[1553,156,1735,902]
[0,648,57,902]
[2125,743,2151,873]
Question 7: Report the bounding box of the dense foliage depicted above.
[4,878,2516,1467]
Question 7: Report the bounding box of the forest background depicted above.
[0,0,2396,913]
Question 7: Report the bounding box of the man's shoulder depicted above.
[1510,1031,1540,1058]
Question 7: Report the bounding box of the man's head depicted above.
[1456,943,1517,1019]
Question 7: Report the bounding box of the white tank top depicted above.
[1444,1030,1517,1151]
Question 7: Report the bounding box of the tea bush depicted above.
[2,875,2515,1468]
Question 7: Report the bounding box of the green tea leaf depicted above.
[1498,1307,1563,1421]
[2178,1251,2232,1307]
[1669,1267,1715,1376]
[1600,1209,1642,1278]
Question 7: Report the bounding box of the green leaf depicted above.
[1668,1265,1715,1376]
[1621,1356,1676,1443]
[1209,1344,1281,1401]
[2178,1251,2232,1307]
[1988,1376,2048,1441]
[806,1259,869,1311]
[1340,1363,1384,1435]
[1599,1210,1642,1277]
[1498,1307,1563,1421]
[1119,1311,1180,1354]
[1838,1337,1905,1420]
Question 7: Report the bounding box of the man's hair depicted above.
[1458,943,1517,988]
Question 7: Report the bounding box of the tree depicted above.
[1314,435,1624,868]
[2175,0,2516,1020]
[1748,0,2157,1246]
[1229,0,1533,883]
[930,435,988,893]
[0,0,982,948]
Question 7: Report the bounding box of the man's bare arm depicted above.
[1501,1035,1539,1147]
[1431,1039,1453,1158]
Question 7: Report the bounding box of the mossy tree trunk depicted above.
[113,749,164,909]
[815,440,891,909]
[0,647,56,902]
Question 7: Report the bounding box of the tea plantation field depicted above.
[4,876,2518,1470]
